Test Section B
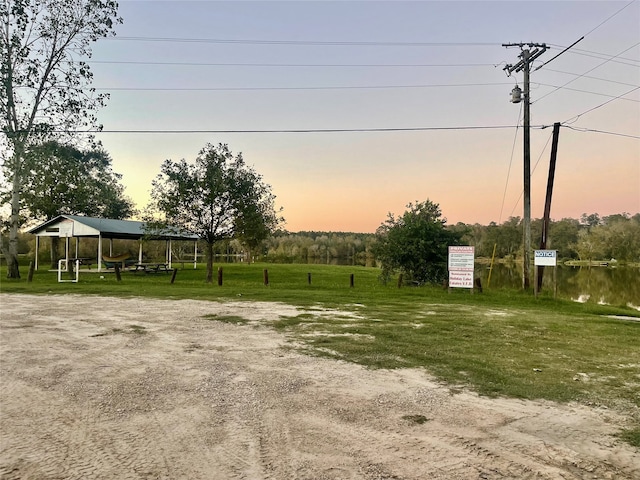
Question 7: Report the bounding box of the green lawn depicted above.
[2,261,639,445]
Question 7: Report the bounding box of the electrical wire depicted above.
[582,0,638,37]
[563,85,640,124]
[534,83,640,102]
[51,125,530,134]
[86,60,496,68]
[533,42,640,104]
[542,69,640,88]
[498,102,523,224]
[508,132,554,218]
[107,36,499,47]
[563,125,640,139]
[90,82,513,92]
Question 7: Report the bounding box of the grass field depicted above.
[2,261,639,445]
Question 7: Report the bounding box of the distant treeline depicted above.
[254,213,640,265]
[10,212,640,265]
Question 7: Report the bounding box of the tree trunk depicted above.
[50,236,61,270]
[6,159,22,279]
[206,241,214,283]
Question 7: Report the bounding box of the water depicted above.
[478,263,639,307]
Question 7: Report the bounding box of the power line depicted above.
[107,36,499,47]
[563,85,640,124]
[582,0,638,37]
[56,125,531,134]
[542,69,640,88]
[533,42,640,104]
[90,82,513,92]
[547,45,640,66]
[535,83,640,102]
[86,60,496,68]
[563,125,640,139]
[499,103,523,224]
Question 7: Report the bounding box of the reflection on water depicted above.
[478,263,640,307]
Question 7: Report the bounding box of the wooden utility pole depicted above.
[537,122,561,292]
[503,42,548,290]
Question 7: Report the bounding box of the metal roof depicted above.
[28,215,199,241]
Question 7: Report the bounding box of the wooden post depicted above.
[171,268,178,284]
[350,273,354,288]
[217,267,223,286]
[27,261,35,283]
[114,263,122,282]
[397,273,403,288]
[263,269,269,286]
[474,277,482,293]
[537,122,561,292]
[307,272,312,285]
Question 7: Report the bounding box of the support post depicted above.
[537,122,561,292]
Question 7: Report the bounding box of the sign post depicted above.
[534,250,557,298]
[448,246,475,293]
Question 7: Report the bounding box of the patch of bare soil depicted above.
[1,293,638,479]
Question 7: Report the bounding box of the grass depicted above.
[2,261,639,444]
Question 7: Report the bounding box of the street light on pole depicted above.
[502,42,547,290]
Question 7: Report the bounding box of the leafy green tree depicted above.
[1,0,121,278]
[19,141,135,267]
[548,218,580,259]
[234,181,282,264]
[372,200,462,284]
[148,143,281,283]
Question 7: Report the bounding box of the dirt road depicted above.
[1,293,638,479]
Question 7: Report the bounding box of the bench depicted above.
[131,263,170,274]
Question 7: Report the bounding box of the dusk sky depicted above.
[88,0,639,233]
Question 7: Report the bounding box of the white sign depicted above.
[448,246,475,271]
[534,250,557,266]
[449,270,474,289]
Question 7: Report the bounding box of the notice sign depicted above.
[534,250,557,266]
[448,246,475,289]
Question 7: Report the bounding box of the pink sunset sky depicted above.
[89,1,639,233]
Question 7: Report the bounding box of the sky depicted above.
[86,0,639,233]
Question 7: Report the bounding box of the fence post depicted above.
[171,268,178,284]
[307,272,312,285]
[114,263,122,282]
[397,273,403,288]
[350,273,354,288]
[264,269,269,286]
[217,267,223,286]
[27,261,35,283]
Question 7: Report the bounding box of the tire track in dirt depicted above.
[2,294,638,479]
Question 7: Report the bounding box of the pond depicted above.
[477,263,640,308]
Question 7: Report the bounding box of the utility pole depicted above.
[502,42,547,290]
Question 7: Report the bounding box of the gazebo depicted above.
[28,214,199,272]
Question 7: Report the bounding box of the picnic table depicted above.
[131,263,170,274]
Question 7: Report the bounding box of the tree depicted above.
[372,200,462,285]
[234,187,282,264]
[1,0,121,278]
[148,143,281,283]
[18,140,135,267]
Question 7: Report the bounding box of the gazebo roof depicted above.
[28,214,199,241]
